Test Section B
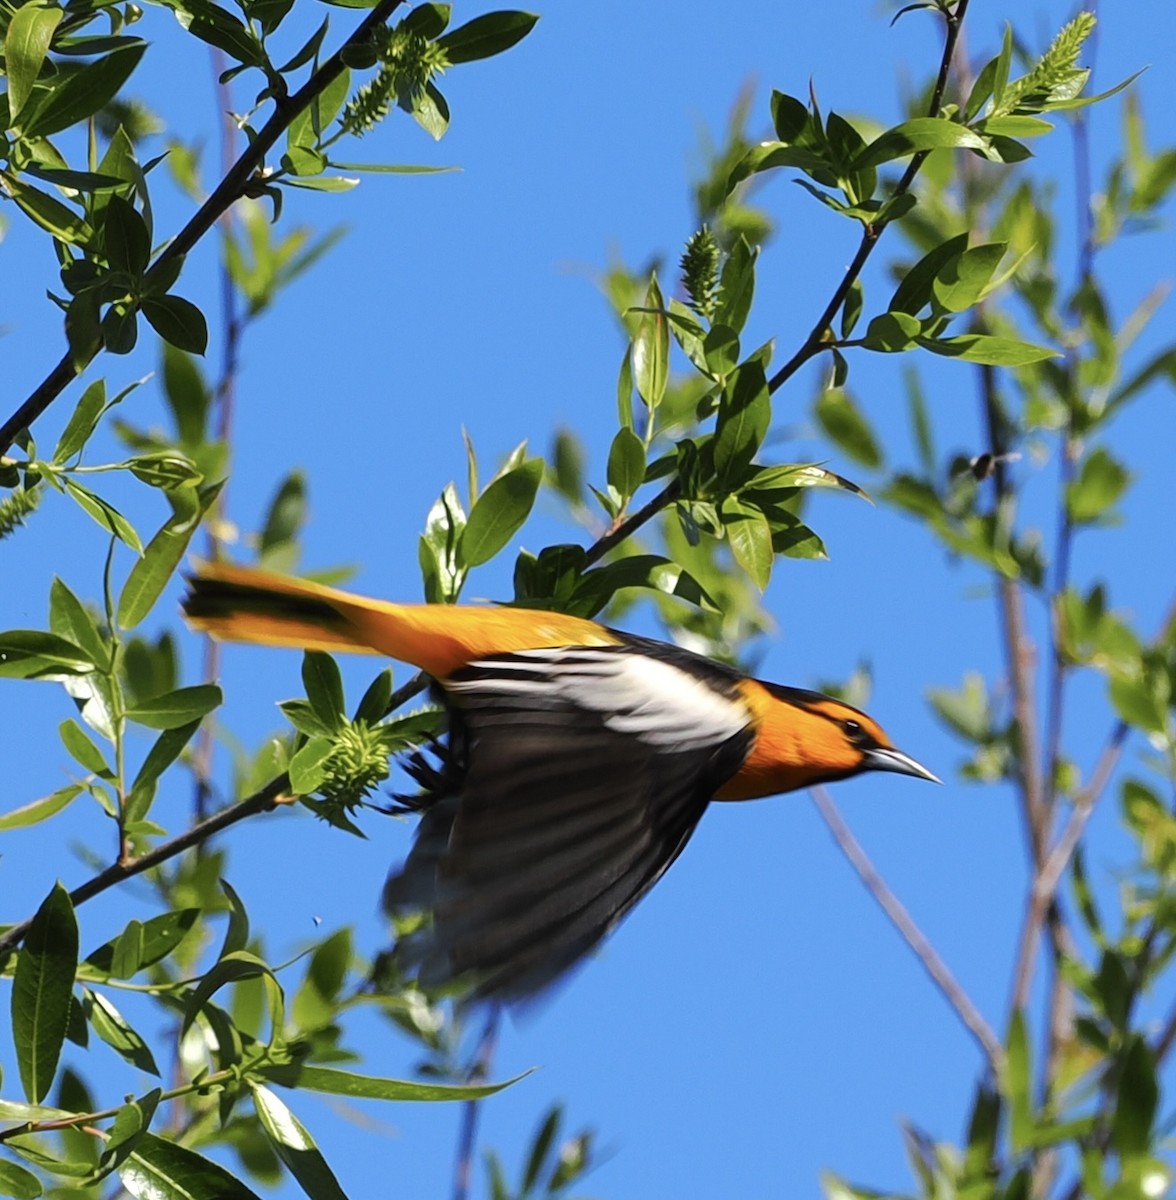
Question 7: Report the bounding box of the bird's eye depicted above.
[841,719,870,746]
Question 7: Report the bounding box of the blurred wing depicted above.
[384,645,754,1000]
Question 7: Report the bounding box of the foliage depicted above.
[1,0,1174,1197]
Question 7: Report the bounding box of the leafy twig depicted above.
[0,0,407,457]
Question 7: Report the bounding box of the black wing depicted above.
[383,644,754,1000]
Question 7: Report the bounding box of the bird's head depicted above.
[715,681,940,800]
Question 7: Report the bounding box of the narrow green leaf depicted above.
[6,3,64,122]
[261,1063,525,1102]
[714,360,770,484]
[1003,1010,1033,1153]
[86,1089,160,1185]
[289,737,334,795]
[84,909,200,977]
[1112,1035,1158,1161]
[127,720,201,818]
[126,684,221,730]
[632,275,669,409]
[22,42,145,137]
[102,196,151,275]
[354,669,393,724]
[59,718,111,776]
[0,784,83,831]
[141,296,209,355]
[0,629,94,678]
[12,883,78,1103]
[119,1133,263,1200]
[932,242,1008,312]
[251,1083,348,1200]
[52,380,107,464]
[815,389,882,469]
[606,428,646,503]
[82,988,160,1075]
[2,171,92,244]
[854,117,987,170]
[722,498,773,589]
[118,485,217,629]
[461,459,543,566]
[180,951,274,1039]
[1066,447,1131,523]
[436,10,538,64]
[889,232,970,315]
[0,1159,42,1199]
[61,478,143,551]
[715,236,756,334]
[302,651,346,730]
[49,578,107,668]
[523,1106,562,1193]
[917,334,1058,366]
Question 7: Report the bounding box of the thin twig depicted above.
[0,0,406,457]
[452,1008,500,1200]
[810,785,1003,1069]
[0,775,290,960]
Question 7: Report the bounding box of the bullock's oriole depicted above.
[183,563,937,999]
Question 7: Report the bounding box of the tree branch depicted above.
[0,0,406,457]
[810,784,1002,1070]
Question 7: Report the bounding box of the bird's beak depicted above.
[863,747,941,784]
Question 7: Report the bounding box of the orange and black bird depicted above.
[183,563,938,1000]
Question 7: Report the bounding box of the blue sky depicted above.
[3,1,1175,1197]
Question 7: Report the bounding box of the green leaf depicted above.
[436,10,538,64]
[1066,447,1130,523]
[102,195,151,275]
[932,242,1008,312]
[703,324,740,377]
[59,718,111,776]
[292,929,351,1031]
[119,483,220,629]
[461,458,543,566]
[49,577,107,668]
[0,1159,43,1199]
[713,360,770,484]
[917,334,1057,366]
[1003,1010,1033,1153]
[523,1105,562,1193]
[85,910,200,977]
[127,452,203,491]
[81,987,159,1075]
[302,651,345,731]
[853,117,987,170]
[127,720,202,819]
[12,883,78,1103]
[126,684,221,730]
[2,171,92,243]
[889,233,970,315]
[0,629,94,678]
[722,498,773,590]
[606,428,646,503]
[0,784,83,832]
[354,669,393,724]
[87,1089,160,1185]
[61,478,143,551]
[862,311,921,351]
[632,276,669,410]
[22,42,146,137]
[180,951,274,1039]
[52,380,107,464]
[6,2,64,121]
[815,389,882,469]
[1112,1035,1158,1162]
[251,1084,348,1200]
[289,737,334,795]
[142,296,209,355]
[715,235,756,334]
[571,555,715,617]
[119,1133,263,1200]
[261,1063,524,1102]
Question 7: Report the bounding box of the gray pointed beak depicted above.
[863,747,941,784]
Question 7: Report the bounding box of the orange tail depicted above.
[182,563,616,680]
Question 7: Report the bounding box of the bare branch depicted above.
[810,785,1003,1070]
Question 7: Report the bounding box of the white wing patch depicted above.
[445,646,749,749]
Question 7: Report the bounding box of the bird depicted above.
[182,562,938,1002]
